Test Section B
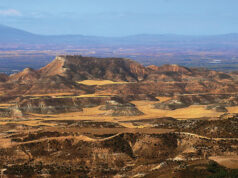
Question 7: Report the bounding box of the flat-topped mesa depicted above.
[39,55,148,82]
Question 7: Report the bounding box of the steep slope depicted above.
[39,56,66,77]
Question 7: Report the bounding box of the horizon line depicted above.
[1,24,238,38]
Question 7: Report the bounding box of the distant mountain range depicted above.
[1,24,238,48]
[2,24,238,74]
[0,24,107,45]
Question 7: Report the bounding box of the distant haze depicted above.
[0,0,238,36]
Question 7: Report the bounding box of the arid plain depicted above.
[0,56,238,177]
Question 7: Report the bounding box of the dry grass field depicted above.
[0,138,14,148]
[77,80,133,85]
[24,93,75,97]
[209,156,238,169]
[53,94,111,99]
[5,103,238,129]
[27,93,112,100]
[0,103,14,108]
[3,95,238,129]
[227,106,238,114]
[131,100,222,119]
[47,127,174,135]
[24,93,75,99]
[14,99,223,128]
[156,96,171,103]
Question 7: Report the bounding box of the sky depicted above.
[0,0,238,36]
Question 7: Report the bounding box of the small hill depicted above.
[9,68,40,83]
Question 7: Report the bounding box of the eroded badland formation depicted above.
[0,55,238,177]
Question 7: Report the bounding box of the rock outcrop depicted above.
[99,100,144,116]
[17,96,114,114]
[18,98,83,114]
[154,94,234,110]
[154,99,189,110]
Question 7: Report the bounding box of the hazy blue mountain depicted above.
[1,24,238,47]
[0,25,38,43]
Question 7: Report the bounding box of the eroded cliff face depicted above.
[39,56,66,77]
[154,94,238,111]
[17,96,113,114]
